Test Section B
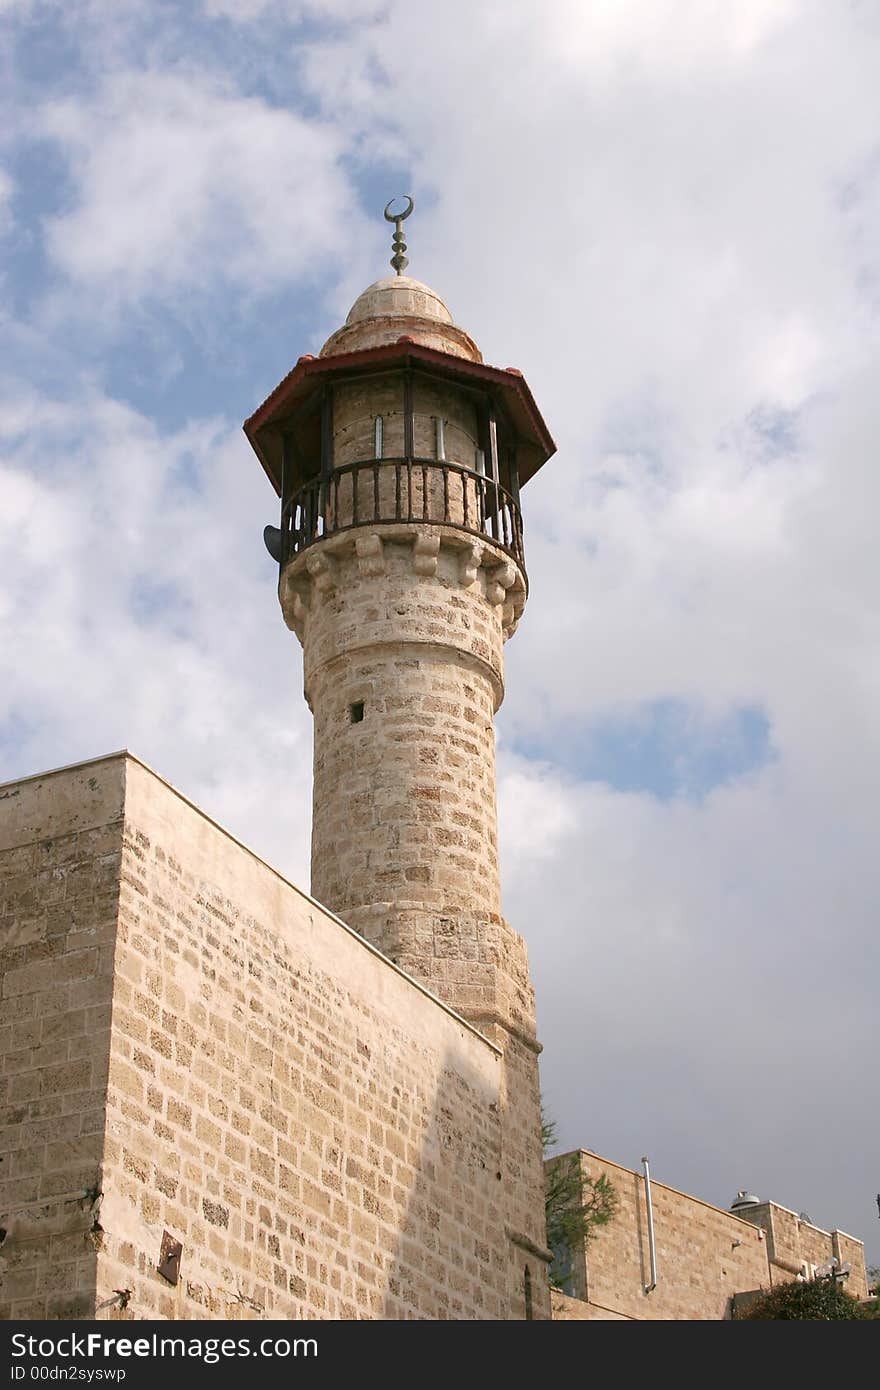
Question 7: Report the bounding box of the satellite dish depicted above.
[263,525,282,562]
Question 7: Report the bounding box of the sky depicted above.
[1,0,878,1272]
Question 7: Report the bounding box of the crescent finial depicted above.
[384,195,414,275]
[384,195,414,223]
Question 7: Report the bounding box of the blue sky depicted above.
[512,699,774,801]
[1,0,878,1267]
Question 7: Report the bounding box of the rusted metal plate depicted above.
[158,1231,182,1285]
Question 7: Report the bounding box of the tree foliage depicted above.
[542,1114,619,1257]
[740,1277,871,1320]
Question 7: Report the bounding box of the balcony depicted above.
[280,456,525,575]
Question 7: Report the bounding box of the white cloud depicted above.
[203,0,384,19]
[40,70,365,303]
[0,166,13,237]
[749,314,823,410]
[0,382,314,882]
[498,742,877,1236]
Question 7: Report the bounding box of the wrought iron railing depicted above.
[280,457,524,572]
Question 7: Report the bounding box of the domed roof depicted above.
[345,276,454,327]
[320,274,482,362]
[730,1191,762,1210]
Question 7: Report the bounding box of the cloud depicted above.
[0,166,13,236]
[0,380,314,882]
[203,0,385,19]
[498,742,878,1232]
[39,69,364,305]
[539,0,801,68]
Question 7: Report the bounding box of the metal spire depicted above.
[384,195,414,275]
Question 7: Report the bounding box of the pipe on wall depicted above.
[642,1156,658,1294]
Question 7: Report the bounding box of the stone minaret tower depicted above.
[245,204,556,1313]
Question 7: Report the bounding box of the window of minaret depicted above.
[434,416,446,461]
[524,1265,533,1320]
[349,701,365,724]
[373,415,383,459]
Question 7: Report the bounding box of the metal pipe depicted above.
[403,371,414,461]
[642,1156,657,1294]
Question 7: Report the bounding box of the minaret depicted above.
[245,201,554,1014]
[245,201,556,1313]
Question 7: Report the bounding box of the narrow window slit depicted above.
[349,701,365,724]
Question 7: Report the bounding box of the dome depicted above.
[320,274,482,362]
[730,1190,761,1210]
[345,276,454,327]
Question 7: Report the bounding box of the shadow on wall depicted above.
[373,1043,512,1320]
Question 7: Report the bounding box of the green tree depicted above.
[543,1114,619,1277]
[740,1277,870,1320]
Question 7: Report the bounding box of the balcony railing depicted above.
[280,457,525,573]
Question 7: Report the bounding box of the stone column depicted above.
[279,524,528,1021]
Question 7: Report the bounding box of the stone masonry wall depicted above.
[0,759,124,1320]
[105,755,549,1319]
[1,753,551,1320]
[311,654,499,926]
[273,360,549,1305]
[284,532,520,971]
[550,1152,770,1320]
[548,1158,870,1320]
[332,376,480,474]
[278,530,550,1302]
[550,1289,628,1320]
[280,531,527,979]
[734,1202,868,1298]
